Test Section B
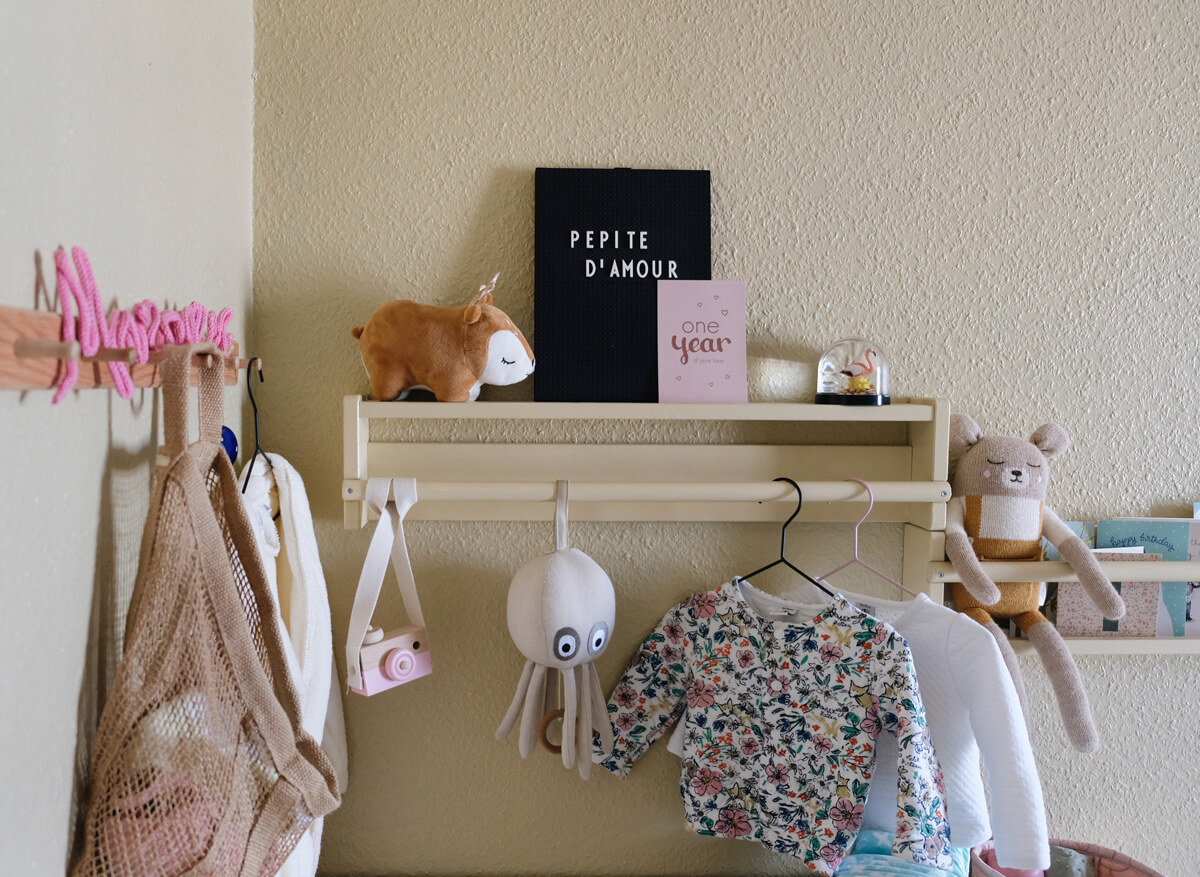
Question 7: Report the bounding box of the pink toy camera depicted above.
[351,624,433,696]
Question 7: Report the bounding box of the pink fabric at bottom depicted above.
[972,839,1165,877]
[980,848,1042,877]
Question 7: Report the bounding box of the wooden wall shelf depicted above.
[932,560,1200,655]
[928,560,1200,585]
[342,395,951,597]
[352,400,939,422]
[1010,637,1200,656]
[340,395,1199,655]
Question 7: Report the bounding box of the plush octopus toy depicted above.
[495,483,615,778]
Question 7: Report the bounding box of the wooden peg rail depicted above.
[1,303,257,391]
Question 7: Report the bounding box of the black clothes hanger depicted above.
[239,358,279,520]
[241,357,265,493]
[739,477,835,598]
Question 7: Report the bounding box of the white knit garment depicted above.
[666,588,1050,870]
[241,453,348,877]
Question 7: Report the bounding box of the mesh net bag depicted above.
[72,348,340,877]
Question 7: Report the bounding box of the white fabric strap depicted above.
[390,478,424,629]
[344,477,421,692]
[555,480,569,551]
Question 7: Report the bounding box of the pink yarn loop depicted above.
[159,311,185,345]
[51,250,80,404]
[133,301,162,351]
[181,302,207,344]
[50,247,236,403]
[70,247,100,357]
[209,308,234,353]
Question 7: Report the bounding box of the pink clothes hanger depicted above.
[818,478,918,598]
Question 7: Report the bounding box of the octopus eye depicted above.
[588,621,609,655]
[553,627,579,661]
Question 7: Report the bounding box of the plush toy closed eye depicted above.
[351,274,534,402]
[945,413,1125,753]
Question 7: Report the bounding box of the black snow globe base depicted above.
[815,338,890,406]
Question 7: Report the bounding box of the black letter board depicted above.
[534,167,711,402]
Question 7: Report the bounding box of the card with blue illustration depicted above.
[1096,519,1200,636]
[1042,521,1095,562]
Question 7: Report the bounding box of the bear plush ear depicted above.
[949,413,982,455]
[464,304,483,325]
[1030,423,1070,460]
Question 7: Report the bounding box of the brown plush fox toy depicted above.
[945,413,1124,754]
[351,274,534,402]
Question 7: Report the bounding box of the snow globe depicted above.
[815,338,890,405]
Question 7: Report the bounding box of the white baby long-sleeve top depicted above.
[667,589,1050,869]
[804,590,1049,870]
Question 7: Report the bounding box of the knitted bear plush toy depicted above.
[945,413,1125,754]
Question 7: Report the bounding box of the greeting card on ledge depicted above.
[1055,553,1160,638]
[1042,521,1095,562]
[1096,518,1200,636]
[657,280,747,403]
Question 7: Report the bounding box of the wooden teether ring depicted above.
[537,708,566,754]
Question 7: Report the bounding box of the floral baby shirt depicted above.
[595,580,952,875]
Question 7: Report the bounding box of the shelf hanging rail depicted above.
[343,478,950,506]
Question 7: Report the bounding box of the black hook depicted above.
[774,476,802,559]
[240,357,264,495]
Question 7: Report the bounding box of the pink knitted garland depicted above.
[52,247,233,403]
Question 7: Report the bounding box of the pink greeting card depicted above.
[1055,553,1161,638]
[657,280,747,403]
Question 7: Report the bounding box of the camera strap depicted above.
[345,477,423,692]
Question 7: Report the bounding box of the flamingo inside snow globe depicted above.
[815,338,891,405]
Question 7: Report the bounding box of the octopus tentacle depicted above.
[519,663,547,758]
[495,659,535,741]
[576,664,593,779]
[542,667,560,718]
[561,663,578,769]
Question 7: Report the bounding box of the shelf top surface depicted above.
[1011,636,1200,655]
[351,398,941,422]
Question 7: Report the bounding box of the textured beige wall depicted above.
[254,2,1200,874]
[0,3,253,873]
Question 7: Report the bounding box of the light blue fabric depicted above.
[837,829,971,877]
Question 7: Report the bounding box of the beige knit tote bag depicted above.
[72,347,340,877]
